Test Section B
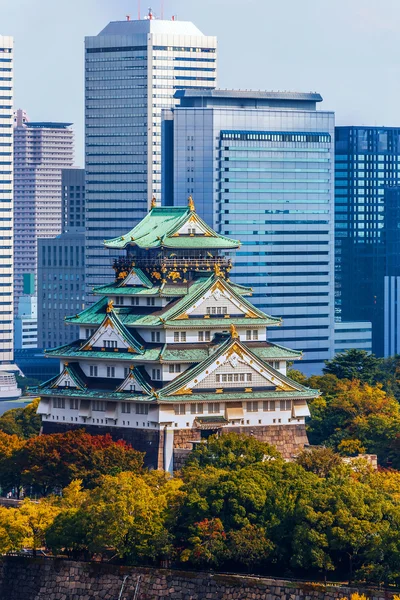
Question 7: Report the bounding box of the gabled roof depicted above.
[160,274,281,325]
[115,365,154,395]
[117,267,153,289]
[80,308,145,354]
[40,362,87,391]
[104,204,240,250]
[159,335,315,399]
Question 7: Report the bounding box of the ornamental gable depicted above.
[172,342,297,395]
[50,365,85,390]
[181,281,259,319]
[120,268,152,288]
[116,368,147,393]
[121,271,146,287]
[81,316,138,353]
[173,215,211,237]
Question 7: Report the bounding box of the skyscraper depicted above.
[0,37,14,365]
[13,109,74,311]
[164,90,336,375]
[0,35,20,398]
[335,127,400,355]
[37,168,85,350]
[84,13,217,294]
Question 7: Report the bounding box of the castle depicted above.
[36,198,318,470]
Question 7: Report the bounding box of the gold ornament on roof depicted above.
[213,263,225,278]
[230,323,239,339]
[188,195,195,212]
[151,196,157,209]
[106,299,114,313]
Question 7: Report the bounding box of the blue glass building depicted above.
[164,90,336,374]
[335,127,400,355]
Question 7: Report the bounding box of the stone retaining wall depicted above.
[0,557,397,600]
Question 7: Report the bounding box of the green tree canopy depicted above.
[323,349,382,383]
[185,433,280,471]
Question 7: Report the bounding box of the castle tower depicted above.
[36,199,318,470]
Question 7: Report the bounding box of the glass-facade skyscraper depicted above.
[165,90,336,375]
[335,127,400,355]
[84,16,217,294]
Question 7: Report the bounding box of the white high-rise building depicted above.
[0,36,20,398]
[84,12,217,294]
[0,36,15,365]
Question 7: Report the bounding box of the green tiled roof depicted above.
[46,342,163,362]
[33,387,153,402]
[92,280,252,298]
[46,340,301,364]
[159,389,317,402]
[66,275,280,328]
[104,206,239,250]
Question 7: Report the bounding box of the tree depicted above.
[20,430,144,495]
[0,431,26,497]
[323,349,381,383]
[180,518,227,567]
[0,506,27,554]
[18,499,60,553]
[228,524,273,568]
[47,472,178,563]
[0,398,41,438]
[306,379,400,465]
[295,447,342,477]
[185,433,280,471]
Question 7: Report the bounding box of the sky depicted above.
[2,0,400,165]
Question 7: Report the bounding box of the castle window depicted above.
[174,332,179,342]
[124,367,129,377]
[104,340,117,349]
[180,332,186,342]
[89,365,98,377]
[70,399,79,410]
[198,331,211,342]
[152,368,161,380]
[252,330,258,340]
[280,400,291,411]
[136,404,149,415]
[151,331,161,343]
[147,297,155,306]
[247,401,258,412]
[174,404,186,415]
[190,403,203,415]
[107,366,115,378]
[263,401,275,411]
[53,398,65,409]
[246,330,251,340]
[115,296,124,305]
[208,403,220,414]
[188,227,196,235]
[169,364,181,373]
[93,401,105,412]
[131,297,139,306]
[121,403,131,414]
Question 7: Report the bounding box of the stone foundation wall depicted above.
[0,558,396,600]
[173,428,201,449]
[224,424,309,459]
[42,422,162,469]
